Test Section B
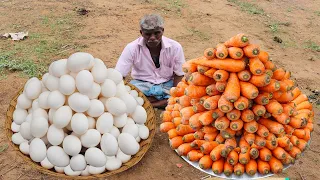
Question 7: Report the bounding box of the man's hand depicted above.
[173,74,183,87]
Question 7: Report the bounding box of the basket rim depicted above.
[5,82,156,179]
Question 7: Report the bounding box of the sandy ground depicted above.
[0,0,319,179]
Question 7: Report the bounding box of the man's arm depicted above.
[173,73,183,87]
[115,44,134,78]
[172,44,186,86]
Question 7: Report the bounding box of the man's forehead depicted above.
[141,27,163,32]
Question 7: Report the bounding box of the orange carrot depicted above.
[272,147,287,160]
[211,109,225,120]
[170,87,185,97]
[237,70,251,82]
[297,139,308,151]
[306,122,314,131]
[283,79,295,90]
[199,95,210,105]
[213,70,229,82]
[241,109,255,123]
[190,140,206,148]
[160,122,175,132]
[203,95,221,110]
[258,118,284,135]
[187,150,204,162]
[244,132,255,145]
[269,157,283,174]
[227,150,239,165]
[245,159,258,176]
[272,68,286,81]
[184,85,207,98]
[283,71,291,79]
[194,130,205,140]
[229,119,243,131]
[228,47,244,59]
[190,98,200,106]
[188,72,215,86]
[292,87,302,99]
[171,111,180,119]
[252,104,266,117]
[244,121,258,133]
[239,150,250,165]
[292,94,309,105]
[189,113,203,130]
[257,124,269,137]
[234,163,245,176]
[192,58,246,72]
[197,65,211,74]
[204,68,217,78]
[169,136,183,149]
[161,111,173,122]
[234,96,249,110]
[244,44,260,58]
[212,158,225,174]
[264,60,276,71]
[224,72,240,102]
[240,81,259,99]
[255,135,266,147]
[257,159,270,175]
[289,146,302,159]
[296,101,312,111]
[278,80,290,92]
[176,124,195,136]
[224,33,249,48]
[204,132,219,141]
[215,81,227,92]
[182,61,198,73]
[215,43,228,59]
[200,141,219,155]
[215,116,230,130]
[304,128,311,141]
[259,147,272,162]
[262,112,272,119]
[177,95,192,107]
[172,117,182,127]
[165,105,174,111]
[284,142,294,152]
[258,50,269,63]
[210,144,225,161]
[290,135,300,146]
[249,57,265,75]
[265,100,283,115]
[202,126,218,134]
[282,104,294,116]
[275,91,294,103]
[203,48,216,60]
[180,107,195,122]
[254,93,270,105]
[218,95,234,113]
[205,84,219,96]
[224,161,234,176]
[249,146,260,160]
[239,136,250,153]
[198,110,214,126]
[292,129,306,139]
[199,155,213,169]
[168,129,179,139]
[224,138,237,150]
[277,136,290,148]
[259,79,280,92]
[289,117,305,129]
[283,125,294,136]
[281,153,294,165]
[273,113,290,125]
[265,69,274,77]
[215,133,226,144]
[182,133,196,143]
[192,103,206,113]
[173,104,182,111]
[226,109,241,120]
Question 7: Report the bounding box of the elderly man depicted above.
[115,14,185,108]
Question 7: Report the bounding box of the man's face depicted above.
[140,27,164,48]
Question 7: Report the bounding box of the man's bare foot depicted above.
[151,99,167,109]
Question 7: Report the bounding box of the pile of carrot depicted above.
[160,33,314,177]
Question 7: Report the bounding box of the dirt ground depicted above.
[0,0,320,179]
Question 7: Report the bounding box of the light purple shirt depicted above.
[115,36,185,84]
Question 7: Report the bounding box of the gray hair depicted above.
[140,14,164,30]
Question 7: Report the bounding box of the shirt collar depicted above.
[138,36,172,49]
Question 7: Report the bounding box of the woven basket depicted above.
[5,83,156,179]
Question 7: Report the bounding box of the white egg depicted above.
[51,59,69,77]
[54,166,65,173]
[138,125,150,140]
[71,113,88,135]
[115,81,128,97]
[24,78,42,99]
[20,122,33,140]
[100,133,118,156]
[13,108,28,125]
[88,165,105,175]
[68,93,90,113]
[83,82,101,99]
[91,58,108,84]
[12,132,27,145]
[105,157,122,171]
[118,133,140,155]
[96,113,113,134]
[48,108,56,124]
[32,108,48,119]
[136,136,141,143]
[27,108,32,114]
[106,68,123,85]
[67,52,94,73]
[71,131,81,138]
[109,126,120,138]
[63,135,82,156]
[53,106,72,128]
[17,94,32,109]
[105,155,116,160]
[59,74,76,95]
[41,157,54,169]
[80,129,101,148]
[47,124,64,145]
[30,117,48,138]
[129,90,138,97]
[45,75,59,91]
[41,82,49,92]
[29,138,46,162]
[135,97,144,106]
[11,122,20,132]
[125,85,131,92]
[101,79,117,98]
[120,93,137,114]
[86,99,104,117]
[47,90,65,109]
[116,149,131,163]
[76,70,94,94]
[80,166,91,176]
[47,146,70,167]
[113,114,127,128]
[66,121,73,131]
[85,147,107,167]
[31,99,40,111]
[98,97,108,111]
[64,165,81,176]
[126,117,135,125]
[70,154,86,171]
[122,123,139,138]
[105,97,127,116]
[38,91,51,109]
[131,106,147,124]
[19,141,29,155]
[87,116,96,129]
